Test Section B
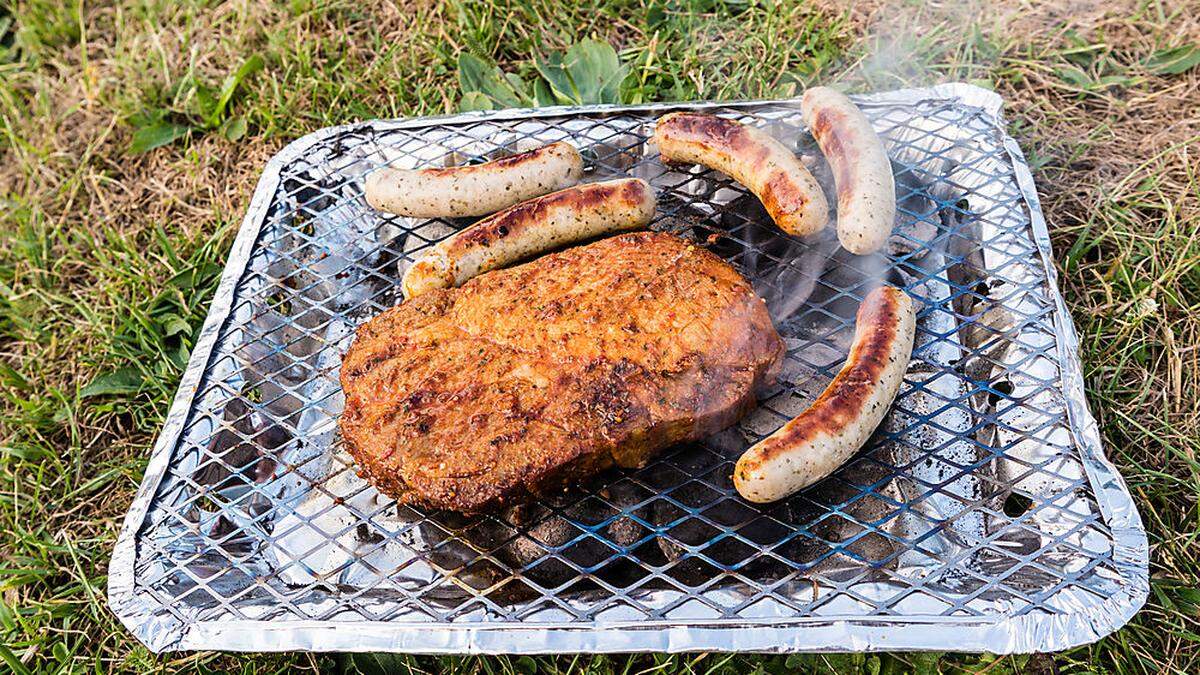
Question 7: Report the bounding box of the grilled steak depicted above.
[339,231,784,512]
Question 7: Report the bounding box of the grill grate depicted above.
[109,85,1147,653]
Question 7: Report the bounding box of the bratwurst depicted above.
[401,178,656,298]
[800,87,896,255]
[365,141,583,218]
[734,286,915,503]
[654,112,829,237]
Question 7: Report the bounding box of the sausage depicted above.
[654,112,829,237]
[365,141,583,218]
[401,178,657,298]
[800,87,896,255]
[734,286,915,503]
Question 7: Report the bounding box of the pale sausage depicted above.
[801,87,895,255]
[365,141,583,218]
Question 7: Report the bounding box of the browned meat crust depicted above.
[340,232,784,513]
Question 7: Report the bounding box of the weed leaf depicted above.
[458,91,493,112]
[1054,65,1091,88]
[533,78,558,107]
[566,38,626,104]
[534,52,574,104]
[0,599,15,632]
[0,361,29,390]
[457,52,532,109]
[80,368,144,398]
[128,122,192,154]
[1146,44,1200,75]
[0,444,52,462]
[461,40,627,109]
[159,313,192,337]
[0,643,31,675]
[209,54,265,128]
[503,72,534,101]
[342,652,422,675]
[221,115,248,141]
[457,53,491,91]
[535,39,626,105]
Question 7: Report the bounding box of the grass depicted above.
[0,0,1197,672]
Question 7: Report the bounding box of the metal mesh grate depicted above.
[110,88,1147,653]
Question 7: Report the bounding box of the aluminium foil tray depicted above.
[108,84,1148,654]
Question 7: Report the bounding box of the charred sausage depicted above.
[401,178,657,298]
[800,87,895,255]
[365,141,583,218]
[734,286,915,503]
[654,112,829,237]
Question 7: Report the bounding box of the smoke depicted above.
[849,0,996,90]
[771,0,1002,314]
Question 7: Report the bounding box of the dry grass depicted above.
[1,0,1197,672]
[981,3,1200,668]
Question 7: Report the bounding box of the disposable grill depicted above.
[109,84,1148,653]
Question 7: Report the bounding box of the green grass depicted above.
[1,0,1198,672]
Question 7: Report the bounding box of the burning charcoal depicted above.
[471,477,661,597]
[269,457,447,593]
[773,246,904,340]
[424,511,489,577]
[708,194,839,325]
[582,134,642,175]
[773,450,901,582]
[652,448,794,585]
[194,397,290,496]
[890,161,939,258]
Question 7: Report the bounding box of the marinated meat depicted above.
[339,231,784,512]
